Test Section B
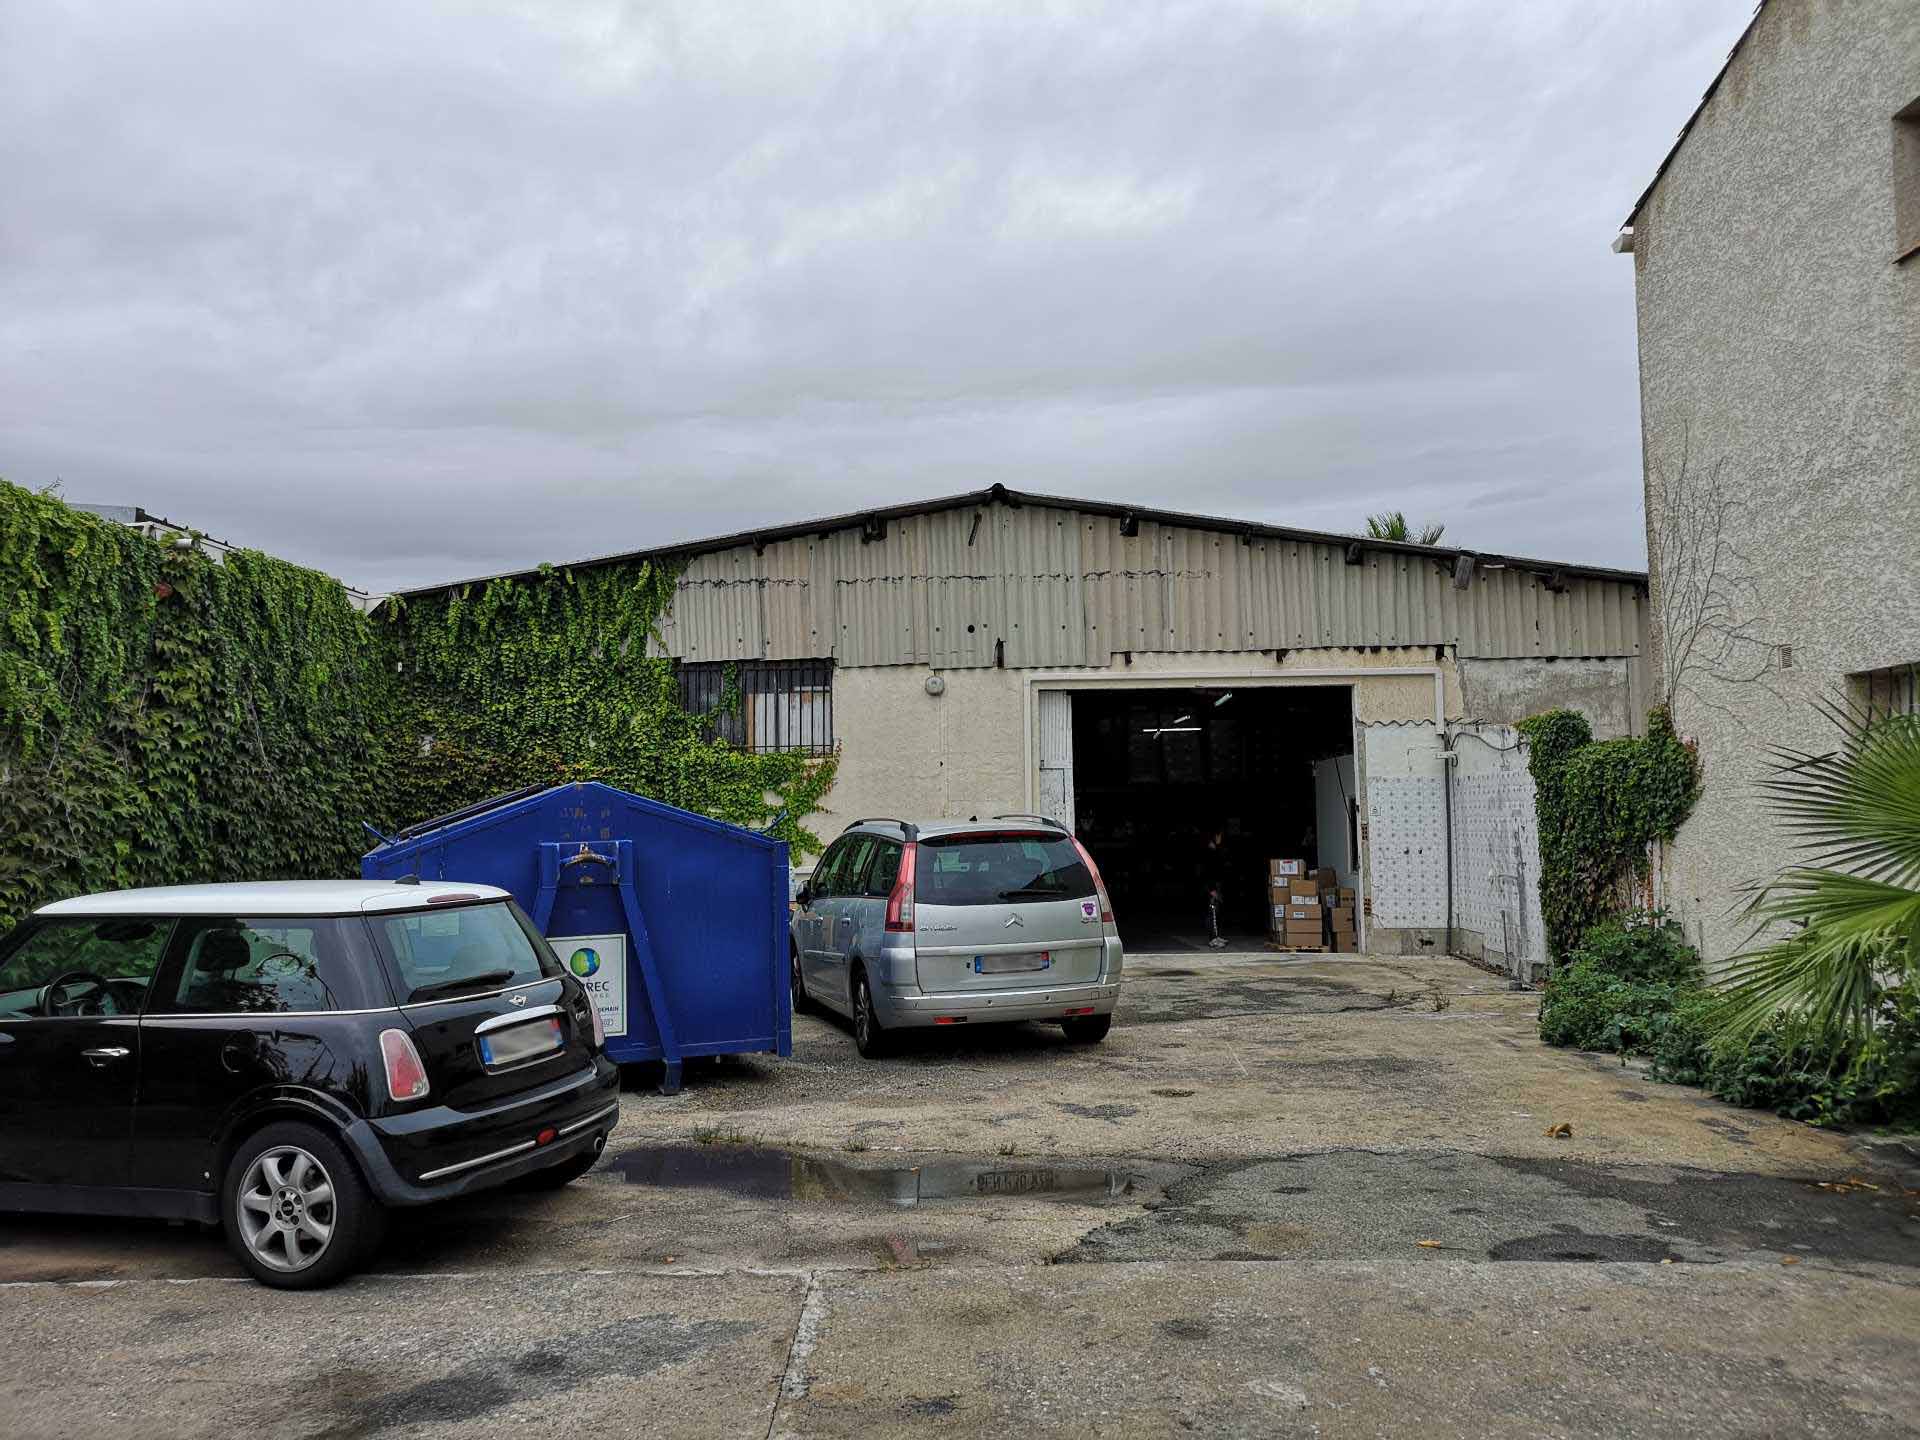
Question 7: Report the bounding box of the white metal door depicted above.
[1037,689,1075,832]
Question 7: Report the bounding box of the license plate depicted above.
[974,950,1051,975]
[478,1016,564,1068]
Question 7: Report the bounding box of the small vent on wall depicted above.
[1777,644,1794,671]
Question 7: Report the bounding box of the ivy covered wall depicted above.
[379,563,836,846]
[1517,705,1700,960]
[0,484,835,932]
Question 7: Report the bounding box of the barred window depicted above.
[1852,663,1918,722]
[676,659,834,755]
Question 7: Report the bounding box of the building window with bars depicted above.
[676,659,835,755]
[1852,663,1918,721]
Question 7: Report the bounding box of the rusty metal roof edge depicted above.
[1620,1,1768,232]
[392,482,1648,599]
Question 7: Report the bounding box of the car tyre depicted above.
[223,1121,379,1290]
[791,944,811,1015]
[852,972,891,1059]
[1062,1014,1112,1045]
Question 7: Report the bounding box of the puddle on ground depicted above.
[602,1144,1135,1207]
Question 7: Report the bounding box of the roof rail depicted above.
[844,816,921,841]
[991,813,1069,833]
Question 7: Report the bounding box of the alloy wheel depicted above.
[235,1145,336,1273]
[854,980,872,1046]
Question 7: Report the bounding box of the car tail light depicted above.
[380,1028,430,1102]
[1072,838,1114,924]
[885,841,918,932]
[588,1001,606,1050]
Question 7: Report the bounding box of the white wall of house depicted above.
[1630,0,1920,965]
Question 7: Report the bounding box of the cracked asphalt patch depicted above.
[0,1271,798,1440]
[1060,1149,1920,1270]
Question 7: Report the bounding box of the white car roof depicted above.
[34,880,511,918]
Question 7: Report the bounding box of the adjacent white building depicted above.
[1616,0,1920,964]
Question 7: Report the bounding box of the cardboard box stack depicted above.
[1268,858,1326,950]
[1329,885,1358,952]
[1267,863,1360,951]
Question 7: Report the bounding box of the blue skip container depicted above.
[362,781,790,1092]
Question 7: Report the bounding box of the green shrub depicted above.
[1540,909,1920,1128]
[1646,989,1721,1086]
[1538,962,1694,1056]
[1692,983,1920,1129]
[1569,913,1701,986]
[1538,914,1707,1057]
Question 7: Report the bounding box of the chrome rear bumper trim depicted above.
[416,1101,619,1182]
[419,1139,538,1182]
[558,1102,621,1137]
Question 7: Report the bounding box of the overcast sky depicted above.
[1,1,1752,592]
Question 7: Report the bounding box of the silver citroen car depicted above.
[788,816,1123,1057]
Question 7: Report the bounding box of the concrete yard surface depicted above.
[1,952,1915,1437]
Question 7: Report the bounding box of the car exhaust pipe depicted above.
[593,1131,607,1157]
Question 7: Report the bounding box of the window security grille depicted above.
[1853,663,1919,722]
[676,660,834,755]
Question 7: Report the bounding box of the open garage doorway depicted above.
[1063,685,1357,953]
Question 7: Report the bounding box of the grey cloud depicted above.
[0,1,1754,592]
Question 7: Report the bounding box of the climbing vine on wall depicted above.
[379,563,837,855]
[0,483,835,933]
[0,482,397,928]
[1517,706,1700,961]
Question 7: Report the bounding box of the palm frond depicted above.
[1365,511,1407,541]
[1757,704,1920,887]
[1715,868,1920,1044]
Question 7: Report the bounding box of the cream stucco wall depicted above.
[801,645,1640,960]
[805,647,1468,862]
[1632,0,1920,965]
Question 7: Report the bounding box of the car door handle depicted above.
[81,1047,131,1067]
[840,917,855,928]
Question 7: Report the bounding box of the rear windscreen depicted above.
[375,900,560,1003]
[916,833,1094,907]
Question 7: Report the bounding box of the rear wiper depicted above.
[408,969,517,1003]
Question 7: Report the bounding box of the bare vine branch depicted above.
[1650,428,1783,719]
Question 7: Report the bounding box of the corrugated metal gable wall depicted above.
[652,502,1643,667]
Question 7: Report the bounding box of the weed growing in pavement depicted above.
[1429,993,1452,1013]
[996,1140,1018,1157]
[691,1124,748,1146]
[843,1136,869,1153]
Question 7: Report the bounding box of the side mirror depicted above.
[795,887,813,908]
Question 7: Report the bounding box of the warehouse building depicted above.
[415,486,1651,972]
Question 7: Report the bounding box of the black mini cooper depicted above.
[0,880,620,1288]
